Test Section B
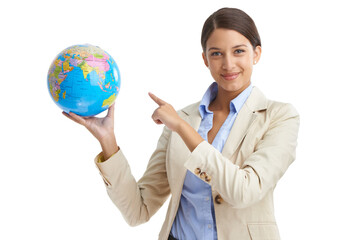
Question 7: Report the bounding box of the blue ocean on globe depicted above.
[47,44,121,116]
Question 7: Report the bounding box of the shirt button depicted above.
[208,224,212,229]
[205,197,210,201]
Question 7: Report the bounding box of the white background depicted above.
[1,0,359,239]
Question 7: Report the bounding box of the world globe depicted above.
[47,44,121,116]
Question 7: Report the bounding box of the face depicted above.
[202,28,261,96]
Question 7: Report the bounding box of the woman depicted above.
[64,7,299,240]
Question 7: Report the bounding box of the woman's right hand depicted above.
[62,104,118,159]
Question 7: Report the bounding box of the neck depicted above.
[209,83,250,112]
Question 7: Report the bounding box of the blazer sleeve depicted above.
[94,126,171,226]
[184,103,300,209]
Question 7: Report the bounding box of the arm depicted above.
[63,104,171,226]
[184,103,300,208]
[148,94,299,209]
[95,126,171,226]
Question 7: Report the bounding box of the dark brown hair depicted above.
[201,8,261,53]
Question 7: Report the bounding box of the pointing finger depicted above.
[148,92,167,106]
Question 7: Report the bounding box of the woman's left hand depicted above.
[149,92,184,132]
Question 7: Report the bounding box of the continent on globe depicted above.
[102,93,117,107]
[47,44,121,116]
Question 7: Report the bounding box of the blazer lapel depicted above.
[221,104,257,159]
[222,86,268,159]
[181,101,202,131]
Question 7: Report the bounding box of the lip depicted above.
[221,72,240,81]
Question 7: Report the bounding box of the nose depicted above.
[222,54,236,70]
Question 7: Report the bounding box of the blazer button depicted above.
[205,175,211,182]
[215,194,223,204]
[200,172,207,180]
[194,168,201,175]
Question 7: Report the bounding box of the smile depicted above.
[221,72,240,81]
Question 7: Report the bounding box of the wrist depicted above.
[99,133,118,160]
[175,119,188,134]
[176,119,203,152]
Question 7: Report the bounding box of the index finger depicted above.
[148,92,167,106]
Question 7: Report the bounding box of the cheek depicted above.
[239,58,253,72]
[208,61,220,73]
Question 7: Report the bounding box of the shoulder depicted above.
[249,86,299,121]
[264,101,300,129]
[266,100,299,121]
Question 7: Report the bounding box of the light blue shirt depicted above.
[170,82,253,240]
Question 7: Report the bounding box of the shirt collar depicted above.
[199,82,253,119]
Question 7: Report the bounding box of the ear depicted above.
[253,46,262,65]
[202,52,209,68]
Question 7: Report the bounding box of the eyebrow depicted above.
[208,44,248,52]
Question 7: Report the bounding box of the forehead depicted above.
[206,28,251,49]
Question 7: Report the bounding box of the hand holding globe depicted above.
[63,104,119,160]
[48,44,121,158]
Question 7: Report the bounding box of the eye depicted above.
[234,49,245,54]
[210,51,222,56]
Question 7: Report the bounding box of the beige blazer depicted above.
[95,86,300,240]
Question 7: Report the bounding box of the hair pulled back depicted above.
[201,8,261,53]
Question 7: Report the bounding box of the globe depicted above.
[47,44,121,116]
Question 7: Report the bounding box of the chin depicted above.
[220,81,249,93]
